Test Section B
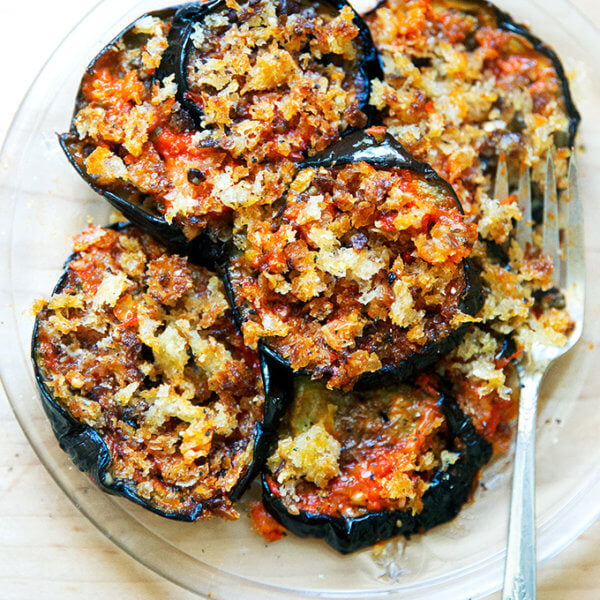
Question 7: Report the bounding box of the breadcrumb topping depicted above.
[35,225,264,519]
[267,378,446,517]
[366,0,576,447]
[230,160,477,389]
[66,0,369,240]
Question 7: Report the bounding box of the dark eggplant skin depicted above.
[30,223,293,520]
[155,0,383,135]
[224,131,484,390]
[262,391,492,554]
[229,351,294,501]
[58,6,225,265]
[59,132,227,269]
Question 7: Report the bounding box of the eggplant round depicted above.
[225,131,484,390]
[58,7,220,259]
[262,379,492,554]
[363,0,579,180]
[155,0,382,134]
[361,0,581,261]
[32,223,292,520]
[474,0,580,145]
[60,0,383,251]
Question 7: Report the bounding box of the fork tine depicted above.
[515,166,532,250]
[494,155,509,203]
[558,179,568,290]
[542,154,560,287]
[564,155,585,335]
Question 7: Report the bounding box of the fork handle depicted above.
[501,369,544,600]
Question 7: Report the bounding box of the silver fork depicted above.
[494,154,585,600]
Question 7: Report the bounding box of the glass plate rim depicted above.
[0,0,599,598]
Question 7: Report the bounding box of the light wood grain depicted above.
[0,1,598,599]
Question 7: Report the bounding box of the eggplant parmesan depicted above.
[262,377,491,553]
[32,224,290,520]
[60,0,381,244]
[227,132,482,390]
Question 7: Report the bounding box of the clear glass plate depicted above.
[0,0,599,598]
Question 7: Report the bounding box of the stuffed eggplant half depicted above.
[262,377,492,553]
[60,0,382,247]
[226,132,483,390]
[32,224,291,520]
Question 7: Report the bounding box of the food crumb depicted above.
[30,298,48,315]
[249,501,285,542]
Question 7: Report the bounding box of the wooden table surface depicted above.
[0,1,598,598]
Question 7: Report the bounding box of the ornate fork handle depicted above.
[501,365,547,600]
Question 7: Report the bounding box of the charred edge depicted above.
[218,247,247,333]
[354,258,483,389]
[300,131,467,215]
[30,226,292,519]
[153,1,212,124]
[80,7,181,83]
[155,0,383,137]
[60,6,223,264]
[261,393,492,554]
[230,349,295,500]
[326,0,384,132]
[31,314,203,521]
[58,134,187,248]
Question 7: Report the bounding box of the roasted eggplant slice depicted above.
[438,325,521,453]
[359,0,578,459]
[32,224,292,520]
[364,0,579,215]
[59,8,195,249]
[475,0,579,145]
[262,377,492,553]
[156,0,382,139]
[226,131,483,390]
[60,0,382,245]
